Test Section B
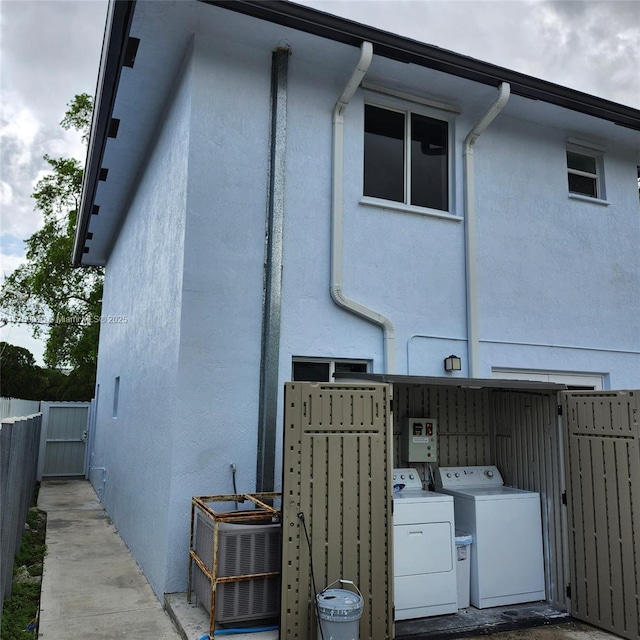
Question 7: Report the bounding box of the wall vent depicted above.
[193,515,281,624]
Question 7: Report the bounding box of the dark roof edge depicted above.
[73,0,137,266]
[204,0,640,131]
[335,372,568,391]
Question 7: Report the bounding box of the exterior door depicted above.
[39,403,90,478]
[563,390,640,640]
[280,382,394,640]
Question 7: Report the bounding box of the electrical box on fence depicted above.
[401,417,438,462]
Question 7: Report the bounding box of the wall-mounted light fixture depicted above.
[444,355,462,372]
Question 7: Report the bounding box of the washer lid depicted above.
[393,489,453,504]
[439,486,539,500]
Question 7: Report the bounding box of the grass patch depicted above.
[1,489,46,639]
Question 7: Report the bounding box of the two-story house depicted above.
[73,0,640,629]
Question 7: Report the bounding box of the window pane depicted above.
[334,362,368,375]
[364,105,405,203]
[410,113,448,210]
[292,361,330,382]
[567,151,597,174]
[568,172,598,197]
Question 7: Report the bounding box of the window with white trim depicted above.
[364,104,450,212]
[566,146,604,199]
[292,358,369,382]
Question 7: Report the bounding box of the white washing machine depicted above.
[434,465,545,609]
[393,468,457,620]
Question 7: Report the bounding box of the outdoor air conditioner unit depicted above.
[193,513,281,624]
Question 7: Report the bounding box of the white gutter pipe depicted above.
[464,82,510,378]
[331,41,397,373]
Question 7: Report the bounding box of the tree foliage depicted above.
[0,342,88,401]
[0,94,102,396]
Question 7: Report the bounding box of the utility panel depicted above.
[401,417,438,462]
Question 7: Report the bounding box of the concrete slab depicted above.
[38,480,182,640]
[165,593,278,640]
[37,480,623,640]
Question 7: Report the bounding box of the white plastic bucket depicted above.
[316,579,363,640]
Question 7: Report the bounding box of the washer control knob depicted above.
[485,469,494,478]
[408,474,414,480]
[455,472,460,478]
[446,473,452,478]
[400,474,405,480]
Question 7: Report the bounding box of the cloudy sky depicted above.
[1,0,639,366]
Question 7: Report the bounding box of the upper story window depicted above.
[566,139,607,203]
[364,104,449,212]
[567,149,600,198]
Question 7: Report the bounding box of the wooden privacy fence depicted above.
[0,413,42,627]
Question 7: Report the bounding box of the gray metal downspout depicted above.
[256,48,289,492]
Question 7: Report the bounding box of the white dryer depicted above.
[393,468,457,620]
[434,465,545,609]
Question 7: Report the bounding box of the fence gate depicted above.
[280,382,394,640]
[38,402,90,479]
[563,390,640,640]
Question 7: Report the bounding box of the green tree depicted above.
[0,342,41,399]
[0,94,102,396]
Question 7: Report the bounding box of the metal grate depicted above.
[188,493,281,637]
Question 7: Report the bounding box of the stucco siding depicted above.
[474,115,640,384]
[90,48,193,597]
[163,35,273,593]
[90,9,640,599]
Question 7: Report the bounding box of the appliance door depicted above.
[474,496,545,607]
[394,521,454,577]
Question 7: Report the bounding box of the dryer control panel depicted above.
[401,418,438,463]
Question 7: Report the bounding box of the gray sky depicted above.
[1,0,639,365]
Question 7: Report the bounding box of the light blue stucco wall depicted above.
[163,34,273,593]
[92,14,639,598]
[90,46,193,597]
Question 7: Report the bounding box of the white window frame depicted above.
[361,92,459,221]
[566,138,609,205]
[291,357,370,382]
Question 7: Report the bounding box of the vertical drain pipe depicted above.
[256,48,289,492]
[331,42,396,373]
[464,82,510,378]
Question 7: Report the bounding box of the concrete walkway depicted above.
[36,480,621,640]
[38,480,182,640]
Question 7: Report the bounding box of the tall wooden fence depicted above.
[0,413,42,627]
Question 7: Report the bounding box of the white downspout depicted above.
[331,41,397,374]
[464,82,510,378]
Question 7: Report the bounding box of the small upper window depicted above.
[364,104,449,212]
[567,149,601,199]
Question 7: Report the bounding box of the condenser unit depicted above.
[193,513,281,624]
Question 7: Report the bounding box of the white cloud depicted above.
[0,252,25,278]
